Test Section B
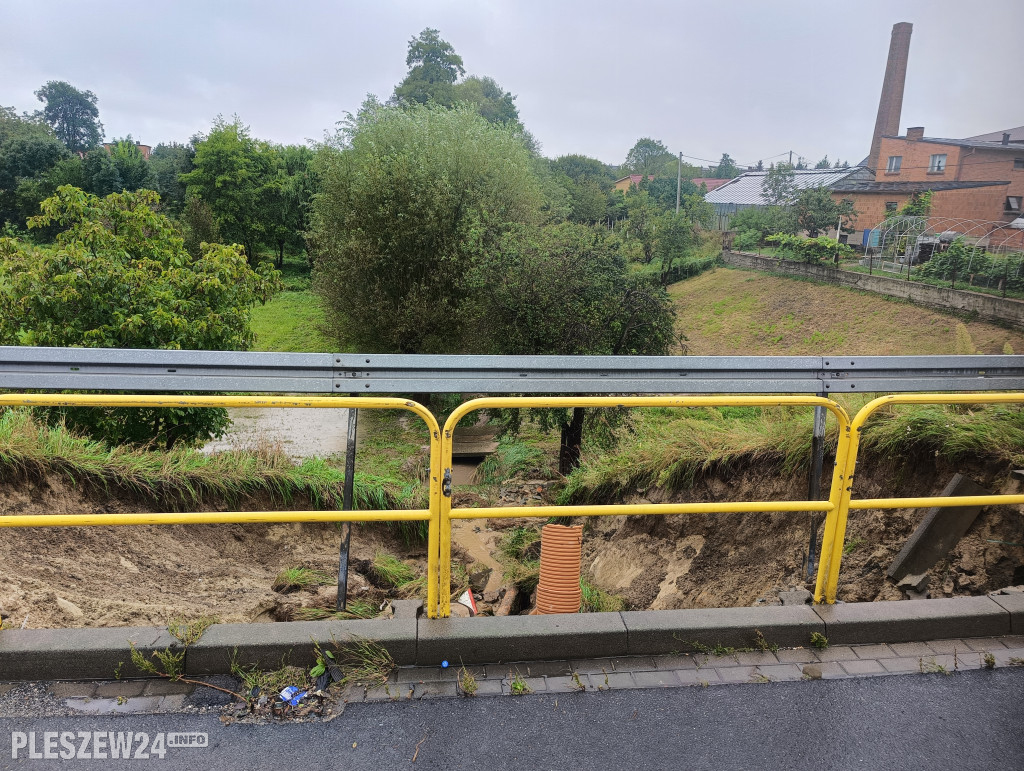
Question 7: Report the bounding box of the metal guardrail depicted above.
[436,395,854,618]
[4,348,1024,394]
[813,393,1024,604]
[3,348,1024,616]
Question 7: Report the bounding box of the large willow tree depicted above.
[309,103,542,354]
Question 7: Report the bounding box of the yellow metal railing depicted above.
[0,394,445,618]
[438,396,853,618]
[813,393,1024,604]
[6,391,1022,618]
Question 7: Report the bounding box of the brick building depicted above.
[831,128,1024,248]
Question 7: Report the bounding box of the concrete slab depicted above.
[620,605,825,655]
[813,597,1010,644]
[989,593,1024,634]
[416,613,628,666]
[0,626,175,681]
[887,474,989,583]
[185,618,417,675]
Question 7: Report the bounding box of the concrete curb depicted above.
[0,596,1016,680]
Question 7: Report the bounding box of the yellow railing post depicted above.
[815,392,1024,604]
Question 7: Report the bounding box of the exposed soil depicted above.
[2,456,1021,629]
[580,457,1024,608]
[0,474,425,629]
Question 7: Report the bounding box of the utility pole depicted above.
[676,151,682,214]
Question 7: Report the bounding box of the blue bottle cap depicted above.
[441,660,449,668]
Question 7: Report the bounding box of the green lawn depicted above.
[250,290,335,353]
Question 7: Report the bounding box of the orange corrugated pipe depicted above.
[533,524,583,614]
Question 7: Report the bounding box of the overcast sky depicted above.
[2,0,1021,168]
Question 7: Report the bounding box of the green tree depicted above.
[148,142,194,216]
[392,28,465,106]
[453,76,519,125]
[34,81,103,153]
[82,147,121,196]
[624,137,672,176]
[310,103,542,354]
[0,186,280,448]
[761,162,796,205]
[793,186,857,237]
[713,153,739,179]
[814,155,831,169]
[180,117,275,261]
[0,131,71,225]
[481,222,676,471]
[622,189,661,262]
[260,144,317,268]
[109,137,156,191]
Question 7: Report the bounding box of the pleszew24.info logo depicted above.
[11,731,208,760]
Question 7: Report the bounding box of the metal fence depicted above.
[3,348,1024,617]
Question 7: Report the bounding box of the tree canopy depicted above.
[624,137,672,176]
[311,103,542,354]
[34,81,103,153]
[0,186,280,447]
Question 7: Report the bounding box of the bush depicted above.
[0,186,281,448]
[765,233,853,264]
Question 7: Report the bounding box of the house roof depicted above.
[830,180,1009,194]
[689,177,730,192]
[965,126,1024,143]
[704,167,863,206]
[614,174,655,186]
[882,135,1024,152]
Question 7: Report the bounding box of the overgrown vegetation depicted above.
[563,399,1024,503]
[580,577,625,612]
[0,408,420,513]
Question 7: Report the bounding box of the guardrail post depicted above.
[804,403,828,580]
[336,399,359,612]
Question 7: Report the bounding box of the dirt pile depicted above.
[579,458,1024,608]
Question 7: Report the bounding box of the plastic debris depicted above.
[457,589,478,616]
[279,686,307,706]
[441,660,449,669]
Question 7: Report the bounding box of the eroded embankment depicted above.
[575,457,1023,610]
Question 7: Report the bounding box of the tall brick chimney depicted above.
[868,22,913,172]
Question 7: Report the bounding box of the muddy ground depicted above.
[1,457,1021,629]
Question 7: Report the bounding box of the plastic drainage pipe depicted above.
[533,524,584,614]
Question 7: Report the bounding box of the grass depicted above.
[168,616,218,646]
[250,290,334,353]
[372,551,417,588]
[293,600,381,621]
[475,440,550,485]
[0,409,427,542]
[458,667,479,696]
[580,577,625,612]
[272,567,333,593]
[668,267,1024,355]
[810,632,829,650]
[562,399,1024,503]
[508,672,531,695]
[496,525,541,592]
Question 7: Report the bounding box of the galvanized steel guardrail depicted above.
[3,348,1024,618]
[4,348,1024,394]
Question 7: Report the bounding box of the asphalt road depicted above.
[2,668,1021,771]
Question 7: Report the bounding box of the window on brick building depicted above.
[1006,196,1023,214]
[1015,158,1024,170]
[886,156,902,173]
[928,154,947,173]
[885,201,898,212]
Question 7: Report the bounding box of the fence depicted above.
[3,348,1024,618]
[0,393,444,617]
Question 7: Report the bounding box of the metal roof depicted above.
[882,135,1024,152]
[966,126,1024,143]
[704,168,862,206]
[831,180,1009,194]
